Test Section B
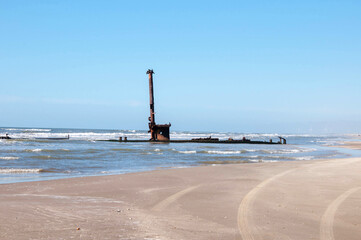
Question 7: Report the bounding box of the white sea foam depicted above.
[249,159,262,163]
[286,148,315,153]
[178,150,196,154]
[5,128,51,132]
[295,156,314,161]
[154,148,161,152]
[282,149,302,153]
[29,149,43,152]
[24,148,70,153]
[245,149,257,152]
[207,150,243,154]
[260,148,316,154]
[0,168,44,174]
[263,160,280,163]
[0,156,19,160]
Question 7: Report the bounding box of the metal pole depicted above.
[147,69,156,140]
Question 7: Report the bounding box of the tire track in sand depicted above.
[237,169,295,240]
[151,185,202,211]
[238,158,361,240]
[320,187,361,240]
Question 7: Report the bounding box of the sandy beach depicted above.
[1,142,361,240]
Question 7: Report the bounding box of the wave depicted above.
[29,155,53,160]
[197,149,297,155]
[0,156,19,160]
[111,148,135,152]
[4,128,51,132]
[25,148,43,152]
[25,149,70,153]
[177,150,197,154]
[295,156,314,161]
[259,148,316,154]
[199,155,315,165]
[200,160,251,164]
[261,160,280,163]
[204,150,246,155]
[207,154,312,162]
[0,168,44,174]
[200,159,279,165]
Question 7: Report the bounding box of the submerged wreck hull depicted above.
[100,139,282,144]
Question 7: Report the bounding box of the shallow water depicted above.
[0,127,360,184]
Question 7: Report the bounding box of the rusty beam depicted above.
[147,69,156,140]
[146,69,171,141]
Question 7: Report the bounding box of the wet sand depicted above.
[338,141,361,150]
[1,143,361,239]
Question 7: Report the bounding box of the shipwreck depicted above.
[110,69,286,144]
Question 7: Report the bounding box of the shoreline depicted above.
[2,132,358,185]
[2,141,358,185]
[1,143,361,239]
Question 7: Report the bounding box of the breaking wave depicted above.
[201,160,251,164]
[260,148,316,154]
[177,150,197,154]
[26,149,42,152]
[0,156,19,160]
[25,149,70,153]
[4,128,51,132]
[0,168,44,174]
[29,155,53,160]
[204,150,247,154]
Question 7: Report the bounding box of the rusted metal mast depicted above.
[146,69,171,141]
[147,69,156,140]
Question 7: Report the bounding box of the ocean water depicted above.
[0,127,360,184]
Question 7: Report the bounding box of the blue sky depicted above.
[1,0,360,133]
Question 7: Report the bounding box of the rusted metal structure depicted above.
[147,69,171,141]
[278,137,287,144]
[102,138,284,144]
[0,134,11,139]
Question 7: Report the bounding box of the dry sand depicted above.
[1,143,361,239]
